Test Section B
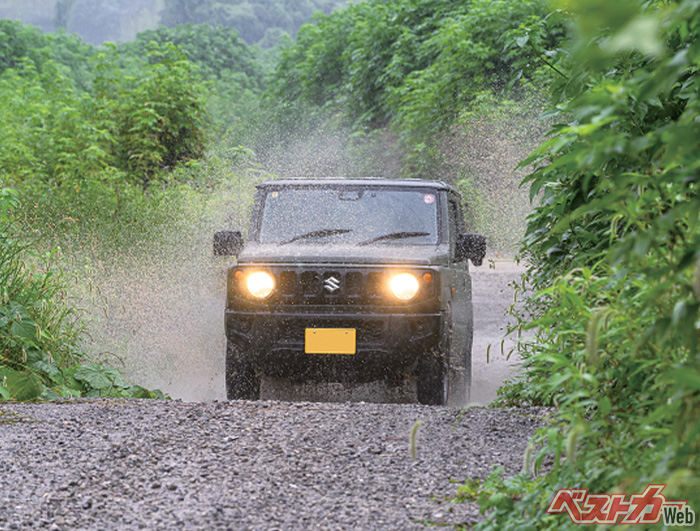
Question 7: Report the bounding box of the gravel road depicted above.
[0,260,536,530]
[0,400,545,530]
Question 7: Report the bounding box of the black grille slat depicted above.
[279,271,297,295]
[300,271,320,296]
[346,272,362,295]
[366,272,384,298]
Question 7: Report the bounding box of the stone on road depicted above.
[0,399,544,530]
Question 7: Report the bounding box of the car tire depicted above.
[417,356,448,405]
[417,304,472,406]
[417,305,453,406]
[225,340,260,400]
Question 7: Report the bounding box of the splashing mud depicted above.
[73,98,538,403]
[74,178,258,401]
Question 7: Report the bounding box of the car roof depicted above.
[255,177,458,193]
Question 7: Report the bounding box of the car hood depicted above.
[237,242,451,266]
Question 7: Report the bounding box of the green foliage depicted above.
[94,42,209,187]
[120,24,263,86]
[266,0,565,176]
[271,7,353,109]
[0,190,83,372]
[0,19,95,89]
[159,0,352,46]
[0,189,165,401]
[119,23,265,136]
[0,31,209,192]
[475,0,700,527]
[386,0,561,139]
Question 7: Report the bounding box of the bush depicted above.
[0,33,209,193]
[471,0,700,528]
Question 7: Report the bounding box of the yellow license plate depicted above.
[305,328,356,355]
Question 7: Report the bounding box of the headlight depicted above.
[389,272,420,300]
[246,271,275,299]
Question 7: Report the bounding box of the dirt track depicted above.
[0,261,535,530]
[469,260,524,403]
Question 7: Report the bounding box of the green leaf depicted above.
[668,369,700,391]
[73,362,113,390]
[0,367,42,401]
[9,318,37,343]
[28,360,64,383]
[515,35,530,48]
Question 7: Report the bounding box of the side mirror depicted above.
[456,233,486,266]
[214,231,244,257]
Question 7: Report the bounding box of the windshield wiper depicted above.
[358,231,430,246]
[280,228,353,245]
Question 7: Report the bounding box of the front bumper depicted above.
[225,310,442,382]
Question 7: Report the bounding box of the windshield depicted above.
[257,187,439,245]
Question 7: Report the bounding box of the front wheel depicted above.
[416,357,447,405]
[416,306,472,406]
[225,340,260,400]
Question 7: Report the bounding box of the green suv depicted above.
[214,179,485,405]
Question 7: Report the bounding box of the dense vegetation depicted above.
[121,24,263,84]
[120,23,269,136]
[0,25,209,195]
[160,0,353,47]
[465,0,700,528]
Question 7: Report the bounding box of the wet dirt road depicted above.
[469,260,524,403]
[0,262,535,530]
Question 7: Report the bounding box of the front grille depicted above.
[279,269,385,305]
[232,266,436,306]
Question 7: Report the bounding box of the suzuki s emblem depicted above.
[324,276,341,293]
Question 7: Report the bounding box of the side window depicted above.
[447,197,460,254]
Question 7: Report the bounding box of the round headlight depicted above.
[246,271,275,299]
[389,273,420,301]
